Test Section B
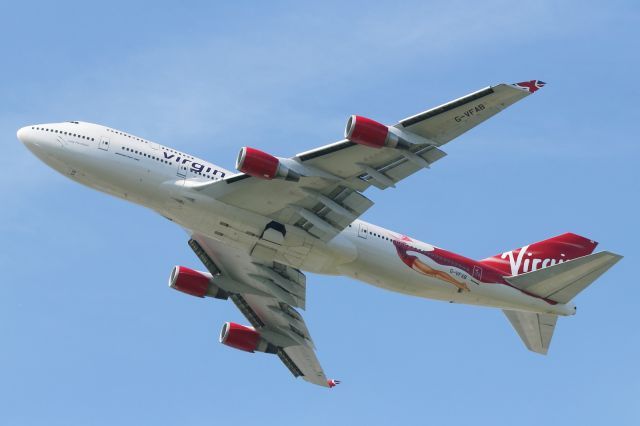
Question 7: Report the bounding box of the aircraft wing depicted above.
[188,231,333,387]
[196,81,544,242]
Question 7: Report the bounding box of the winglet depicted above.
[327,379,341,388]
[512,80,546,93]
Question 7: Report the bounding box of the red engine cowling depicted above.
[219,322,277,353]
[236,147,300,181]
[344,115,411,149]
[168,266,227,299]
[344,115,390,148]
[236,147,279,179]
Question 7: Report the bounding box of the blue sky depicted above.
[1,1,639,424]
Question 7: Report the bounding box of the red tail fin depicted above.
[480,233,598,276]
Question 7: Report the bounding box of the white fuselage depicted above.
[18,121,575,317]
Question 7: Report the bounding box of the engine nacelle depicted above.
[219,322,277,353]
[344,115,413,149]
[236,147,299,181]
[168,266,228,299]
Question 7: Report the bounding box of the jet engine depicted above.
[236,147,299,180]
[168,266,228,299]
[345,115,413,149]
[219,322,277,353]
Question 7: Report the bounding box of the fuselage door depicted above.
[472,265,483,281]
[177,163,187,178]
[98,137,110,151]
[358,223,368,239]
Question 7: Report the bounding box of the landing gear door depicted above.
[98,137,110,151]
[358,223,368,239]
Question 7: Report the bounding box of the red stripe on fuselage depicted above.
[392,240,558,305]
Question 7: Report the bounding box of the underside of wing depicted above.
[397,81,545,145]
[187,232,332,387]
[204,172,378,242]
[193,81,543,242]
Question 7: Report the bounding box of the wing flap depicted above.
[296,141,443,189]
[193,81,543,245]
[372,145,447,186]
[189,232,330,387]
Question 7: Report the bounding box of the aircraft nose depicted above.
[17,126,34,145]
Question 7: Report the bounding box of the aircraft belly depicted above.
[339,240,459,300]
[339,253,570,314]
[336,233,571,314]
[161,198,318,268]
[105,174,580,317]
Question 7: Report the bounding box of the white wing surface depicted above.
[179,81,546,384]
[197,81,544,242]
[188,232,331,387]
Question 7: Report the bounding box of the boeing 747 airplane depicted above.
[18,80,622,387]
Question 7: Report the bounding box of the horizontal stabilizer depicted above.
[480,232,598,277]
[503,310,558,354]
[504,251,622,304]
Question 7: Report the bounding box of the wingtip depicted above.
[512,80,546,93]
[327,379,341,388]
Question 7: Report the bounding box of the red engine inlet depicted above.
[219,322,260,352]
[344,115,390,148]
[168,266,227,299]
[219,322,277,354]
[236,147,279,179]
[345,115,412,149]
[236,147,300,181]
